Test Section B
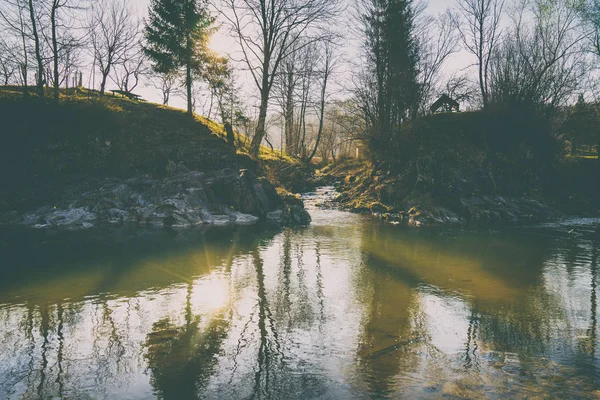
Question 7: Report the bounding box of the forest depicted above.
[0,0,598,162]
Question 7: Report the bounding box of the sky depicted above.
[119,0,475,118]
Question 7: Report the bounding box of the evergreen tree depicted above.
[361,0,419,158]
[143,0,214,114]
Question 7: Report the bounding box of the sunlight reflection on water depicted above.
[0,197,599,399]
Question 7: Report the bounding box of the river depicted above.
[1,186,599,399]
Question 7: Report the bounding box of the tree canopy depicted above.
[144,0,214,114]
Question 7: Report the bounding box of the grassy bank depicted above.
[0,86,312,212]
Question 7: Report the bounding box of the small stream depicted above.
[1,187,600,399]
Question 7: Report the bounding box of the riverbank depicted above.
[319,156,600,228]
[0,86,311,230]
[316,109,600,228]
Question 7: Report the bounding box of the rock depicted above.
[7,168,311,230]
[33,207,97,230]
[229,212,260,225]
[459,195,562,225]
[267,209,285,223]
[288,205,311,226]
[273,189,311,226]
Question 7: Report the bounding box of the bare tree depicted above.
[57,34,81,90]
[452,0,504,108]
[445,72,478,108]
[489,0,590,109]
[0,0,39,95]
[305,40,337,163]
[44,0,85,99]
[274,37,303,156]
[0,41,18,85]
[319,99,364,162]
[89,0,138,94]
[582,1,600,61]
[111,44,148,93]
[28,0,46,95]
[416,11,459,114]
[204,54,239,148]
[294,42,318,159]
[151,71,182,105]
[222,0,341,158]
[0,16,21,86]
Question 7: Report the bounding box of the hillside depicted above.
[0,87,311,229]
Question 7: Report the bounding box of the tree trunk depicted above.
[250,52,272,159]
[28,0,44,98]
[186,62,193,114]
[218,95,236,151]
[300,103,307,159]
[478,19,487,108]
[51,3,59,100]
[100,70,109,95]
[20,65,29,97]
[225,122,236,151]
[207,91,214,120]
[250,88,269,158]
[185,34,193,115]
[479,61,487,107]
[19,26,29,97]
[284,72,295,155]
[306,59,330,164]
[306,94,327,164]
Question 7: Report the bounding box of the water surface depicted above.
[1,187,600,399]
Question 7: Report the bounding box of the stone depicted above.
[267,209,285,223]
[8,169,310,230]
[230,212,260,225]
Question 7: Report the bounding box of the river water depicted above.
[1,187,600,399]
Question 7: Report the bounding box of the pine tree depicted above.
[361,0,419,157]
[143,0,214,114]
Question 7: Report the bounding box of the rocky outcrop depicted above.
[1,169,311,230]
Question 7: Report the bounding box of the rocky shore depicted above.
[320,159,597,228]
[1,168,311,230]
[368,195,564,227]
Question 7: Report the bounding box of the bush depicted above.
[483,105,562,165]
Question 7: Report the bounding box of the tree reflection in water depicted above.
[1,219,600,399]
[145,282,230,399]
